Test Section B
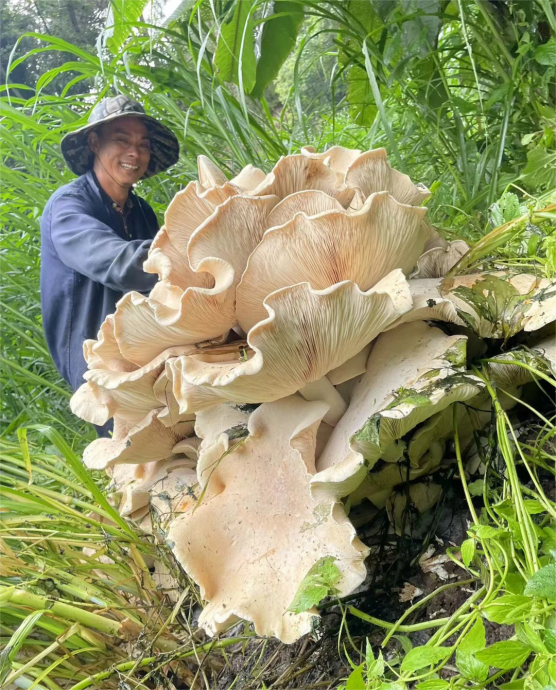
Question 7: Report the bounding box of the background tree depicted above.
[1,0,109,94]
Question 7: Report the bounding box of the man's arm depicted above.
[49,193,158,293]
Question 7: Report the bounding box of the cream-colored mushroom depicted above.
[301,145,363,176]
[149,466,200,533]
[344,148,430,205]
[109,452,197,517]
[230,164,267,193]
[83,314,137,372]
[265,190,343,229]
[71,345,200,427]
[166,270,412,413]
[237,192,427,333]
[109,195,278,366]
[387,278,464,329]
[165,396,368,643]
[251,154,356,206]
[83,409,194,471]
[312,322,483,502]
[411,238,469,279]
[197,155,228,189]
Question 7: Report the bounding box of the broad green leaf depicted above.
[524,564,556,601]
[346,65,378,127]
[524,499,546,515]
[106,0,150,53]
[288,556,341,614]
[476,641,532,670]
[472,524,502,540]
[505,573,526,595]
[366,638,375,666]
[252,2,304,99]
[544,629,556,654]
[345,664,365,689]
[416,682,449,690]
[534,38,556,66]
[549,659,556,683]
[498,681,526,690]
[521,145,556,189]
[214,0,257,93]
[461,539,475,566]
[340,0,381,126]
[483,594,533,624]
[468,479,484,496]
[456,618,488,682]
[495,192,522,224]
[368,651,385,679]
[393,634,413,654]
[515,622,547,654]
[400,646,453,672]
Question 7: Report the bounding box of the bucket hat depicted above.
[61,95,180,179]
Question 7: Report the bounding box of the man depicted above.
[40,95,179,395]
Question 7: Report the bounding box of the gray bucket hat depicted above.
[61,95,180,178]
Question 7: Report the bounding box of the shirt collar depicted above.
[88,169,134,211]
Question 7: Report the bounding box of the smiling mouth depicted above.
[120,162,139,171]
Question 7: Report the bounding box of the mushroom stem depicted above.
[298,377,348,426]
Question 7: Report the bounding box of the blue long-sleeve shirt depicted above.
[40,171,159,391]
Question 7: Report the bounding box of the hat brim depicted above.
[61,112,180,179]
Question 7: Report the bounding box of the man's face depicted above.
[89,117,151,186]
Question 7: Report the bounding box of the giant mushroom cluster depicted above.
[72,146,556,643]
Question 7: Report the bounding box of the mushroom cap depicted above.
[236,192,427,333]
[75,345,200,427]
[342,148,430,205]
[110,195,278,366]
[410,239,470,279]
[166,270,412,412]
[165,396,368,643]
[83,409,195,470]
[312,322,483,501]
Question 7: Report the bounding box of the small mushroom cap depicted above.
[111,454,197,517]
[237,192,427,333]
[70,382,111,427]
[301,145,363,176]
[83,409,195,470]
[411,239,469,279]
[197,155,228,189]
[84,314,136,372]
[343,148,430,205]
[165,396,368,643]
[78,345,199,427]
[265,190,343,230]
[230,164,267,193]
[250,154,356,206]
[166,270,412,412]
